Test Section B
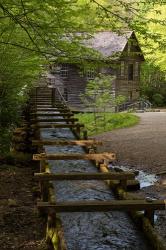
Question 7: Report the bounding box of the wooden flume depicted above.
[31,86,166,250]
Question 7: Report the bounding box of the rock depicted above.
[133,170,139,176]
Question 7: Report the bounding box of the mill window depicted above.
[60,64,69,78]
[120,61,125,77]
[128,64,134,81]
[135,62,139,77]
[86,68,95,80]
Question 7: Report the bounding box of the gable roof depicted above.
[85,31,133,58]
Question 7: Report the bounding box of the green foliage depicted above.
[138,4,166,71]
[0,43,42,153]
[140,62,166,106]
[82,75,114,106]
[0,1,164,60]
[75,112,139,136]
[81,75,126,133]
[152,93,164,106]
[0,45,42,121]
[0,128,11,154]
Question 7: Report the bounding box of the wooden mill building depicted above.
[48,31,145,109]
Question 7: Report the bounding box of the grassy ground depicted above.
[75,112,139,136]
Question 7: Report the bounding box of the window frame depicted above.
[135,62,139,77]
[85,67,95,80]
[60,63,69,78]
[128,63,134,81]
[120,61,125,77]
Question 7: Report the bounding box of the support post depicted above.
[52,88,56,107]
[83,130,88,140]
[144,209,155,226]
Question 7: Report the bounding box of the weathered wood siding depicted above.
[62,64,87,107]
[52,33,144,108]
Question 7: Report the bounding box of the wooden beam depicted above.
[35,108,70,112]
[37,200,166,213]
[34,172,135,181]
[33,118,78,123]
[31,123,84,129]
[36,104,66,107]
[31,113,74,117]
[33,152,116,161]
[36,104,52,107]
[36,103,65,106]
[32,139,102,146]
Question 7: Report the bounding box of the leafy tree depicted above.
[138,3,166,107]
[140,62,166,106]
[0,1,164,57]
[138,4,166,71]
[81,75,126,133]
[0,43,43,153]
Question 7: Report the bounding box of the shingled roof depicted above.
[85,31,133,58]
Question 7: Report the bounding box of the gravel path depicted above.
[95,112,166,174]
[95,112,166,241]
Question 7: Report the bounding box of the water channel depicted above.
[38,111,149,250]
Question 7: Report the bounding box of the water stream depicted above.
[39,112,149,250]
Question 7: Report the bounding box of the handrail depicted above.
[55,87,68,106]
[117,100,152,112]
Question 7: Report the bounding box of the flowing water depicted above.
[38,112,149,250]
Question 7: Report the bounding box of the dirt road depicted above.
[95,112,166,241]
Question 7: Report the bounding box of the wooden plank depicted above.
[35,108,69,111]
[37,104,66,107]
[33,152,116,161]
[31,123,84,129]
[32,139,103,146]
[37,200,166,212]
[34,172,135,181]
[33,118,78,123]
[35,97,53,99]
[36,103,63,106]
[31,113,74,117]
[36,104,52,106]
[35,103,52,105]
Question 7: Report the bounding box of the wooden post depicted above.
[76,124,81,138]
[34,87,38,113]
[120,180,127,191]
[83,130,88,140]
[40,160,46,172]
[52,88,56,107]
[144,209,155,226]
[39,160,49,202]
